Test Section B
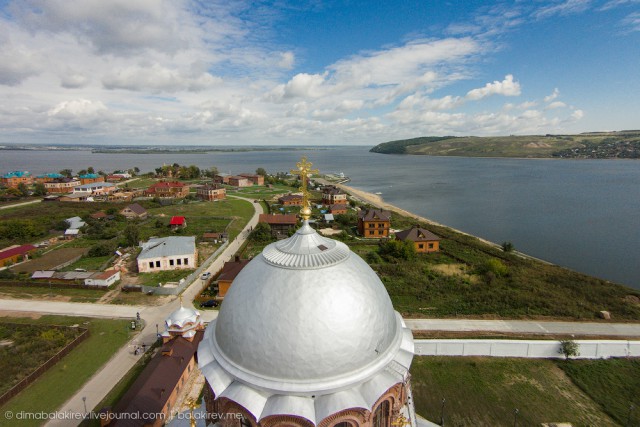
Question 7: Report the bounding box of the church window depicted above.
[184,258,189,265]
[373,400,390,427]
[155,260,160,268]
[149,262,154,269]
[177,259,182,265]
[170,259,174,266]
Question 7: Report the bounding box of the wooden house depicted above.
[357,209,391,238]
[395,225,441,253]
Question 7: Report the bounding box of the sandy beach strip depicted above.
[318,178,552,264]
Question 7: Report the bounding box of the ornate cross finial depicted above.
[186,398,197,427]
[290,156,319,220]
[391,414,410,427]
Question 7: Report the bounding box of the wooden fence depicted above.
[0,324,90,407]
[0,280,109,291]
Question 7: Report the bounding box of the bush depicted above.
[379,239,416,261]
[88,242,116,257]
[559,339,580,359]
[479,259,509,277]
[366,251,383,264]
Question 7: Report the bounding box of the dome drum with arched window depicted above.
[198,221,415,427]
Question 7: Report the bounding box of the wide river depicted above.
[2,147,639,289]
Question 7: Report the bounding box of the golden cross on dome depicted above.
[186,398,197,427]
[391,415,410,427]
[290,156,319,220]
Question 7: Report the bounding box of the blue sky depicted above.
[0,0,638,146]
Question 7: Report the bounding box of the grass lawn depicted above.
[0,322,84,395]
[559,358,640,426]
[140,198,253,240]
[411,356,617,426]
[61,255,113,271]
[0,285,106,302]
[137,269,195,287]
[120,177,157,189]
[227,184,295,200]
[0,315,134,427]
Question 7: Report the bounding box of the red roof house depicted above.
[0,244,37,267]
[169,216,186,229]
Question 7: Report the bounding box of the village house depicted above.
[79,173,105,185]
[202,232,228,243]
[34,173,63,184]
[258,213,298,238]
[278,194,303,206]
[329,204,349,215]
[239,173,265,185]
[216,256,251,299]
[58,193,90,202]
[72,182,117,197]
[196,184,226,201]
[106,174,125,182]
[137,236,197,273]
[0,244,37,267]
[120,203,148,220]
[169,216,187,230]
[228,175,251,187]
[1,171,33,188]
[145,181,190,198]
[213,172,232,184]
[357,209,392,238]
[322,185,348,205]
[45,177,81,194]
[395,225,441,253]
[32,270,121,287]
[90,211,107,220]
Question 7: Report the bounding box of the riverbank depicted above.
[331,180,530,259]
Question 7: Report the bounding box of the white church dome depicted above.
[198,221,414,424]
[166,304,201,332]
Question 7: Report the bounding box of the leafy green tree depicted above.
[16,183,29,197]
[123,224,140,247]
[0,219,45,239]
[204,166,219,178]
[59,169,73,178]
[249,222,273,242]
[87,166,95,174]
[78,169,88,176]
[559,339,580,359]
[379,239,416,261]
[33,182,47,196]
[88,242,115,257]
[502,241,514,252]
[256,167,267,176]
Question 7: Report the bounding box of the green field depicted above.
[0,315,134,427]
[411,356,622,426]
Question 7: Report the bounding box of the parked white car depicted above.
[201,272,212,280]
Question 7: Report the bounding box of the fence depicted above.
[0,324,90,407]
[414,339,640,359]
[0,280,109,291]
[140,241,229,296]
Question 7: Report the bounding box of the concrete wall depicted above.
[414,339,640,359]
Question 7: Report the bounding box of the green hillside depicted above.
[370,131,640,158]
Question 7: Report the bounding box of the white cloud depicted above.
[48,99,107,118]
[0,42,43,85]
[546,101,567,109]
[571,109,585,120]
[60,73,90,89]
[534,0,592,19]
[278,51,295,69]
[599,0,640,11]
[102,64,222,93]
[544,88,560,102]
[621,12,640,32]
[466,75,521,100]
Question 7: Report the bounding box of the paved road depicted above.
[405,319,640,336]
[40,196,262,427]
